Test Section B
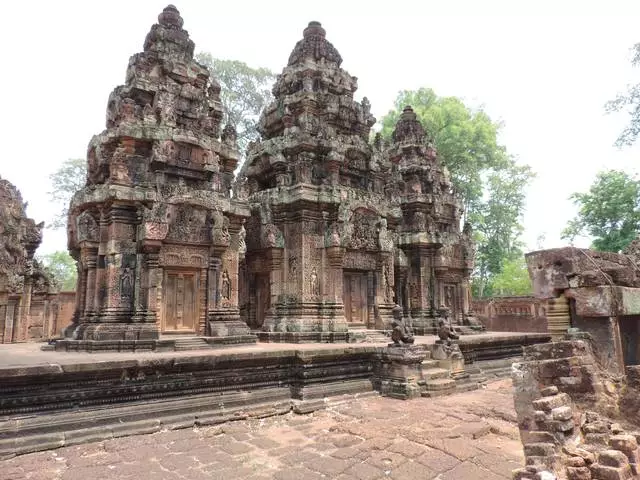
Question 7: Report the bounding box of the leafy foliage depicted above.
[196,53,276,155]
[562,169,640,252]
[473,161,534,295]
[380,88,535,297]
[39,250,77,291]
[487,257,532,296]
[605,43,640,147]
[48,158,86,230]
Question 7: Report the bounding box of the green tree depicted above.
[195,54,276,155]
[380,88,534,297]
[562,169,640,252]
[488,256,532,296]
[48,158,86,230]
[39,250,77,291]
[606,43,640,147]
[473,161,534,296]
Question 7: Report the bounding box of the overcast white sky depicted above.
[2,0,639,255]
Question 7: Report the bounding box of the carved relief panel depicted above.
[166,206,209,244]
[349,208,378,251]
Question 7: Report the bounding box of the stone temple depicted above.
[61,6,476,349]
[65,5,252,345]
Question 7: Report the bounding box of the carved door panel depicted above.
[343,272,368,324]
[163,270,199,332]
[255,274,270,329]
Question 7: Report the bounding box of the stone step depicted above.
[422,388,457,398]
[173,338,211,351]
[424,378,456,391]
[422,367,450,381]
[421,359,439,369]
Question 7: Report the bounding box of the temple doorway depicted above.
[343,271,368,325]
[162,270,199,332]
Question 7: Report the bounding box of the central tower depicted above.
[238,22,402,341]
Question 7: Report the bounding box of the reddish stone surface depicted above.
[1,379,523,480]
[240,22,475,339]
[473,296,547,333]
[0,176,54,343]
[64,5,250,343]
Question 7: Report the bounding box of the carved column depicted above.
[408,247,436,334]
[395,269,408,316]
[206,219,253,339]
[16,258,34,342]
[262,248,284,332]
[145,251,160,316]
[82,246,99,318]
[326,246,345,303]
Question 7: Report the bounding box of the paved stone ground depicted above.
[2,379,524,480]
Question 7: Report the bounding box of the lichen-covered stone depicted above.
[64,5,251,344]
[239,22,475,340]
[0,176,54,342]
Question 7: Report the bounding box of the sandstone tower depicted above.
[65,6,252,345]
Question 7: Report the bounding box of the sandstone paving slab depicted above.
[388,459,436,479]
[343,461,385,480]
[1,378,524,480]
[416,447,460,472]
[439,460,507,480]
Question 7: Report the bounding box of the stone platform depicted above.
[2,379,524,480]
[0,332,549,458]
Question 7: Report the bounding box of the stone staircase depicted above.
[172,337,212,351]
[420,353,456,397]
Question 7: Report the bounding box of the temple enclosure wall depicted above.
[473,296,548,333]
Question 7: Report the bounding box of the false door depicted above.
[343,271,368,325]
[162,270,199,332]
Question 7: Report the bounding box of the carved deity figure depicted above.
[390,305,414,345]
[437,306,459,345]
[211,211,230,245]
[377,218,393,252]
[325,222,342,247]
[221,270,231,300]
[120,265,134,302]
[310,267,319,296]
[76,212,99,242]
[238,225,247,258]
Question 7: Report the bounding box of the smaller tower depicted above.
[387,106,475,333]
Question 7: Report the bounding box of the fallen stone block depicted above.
[540,386,560,396]
[524,442,557,457]
[563,445,596,464]
[565,456,586,467]
[533,393,571,412]
[598,450,630,468]
[566,466,591,480]
[551,405,573,421]
[589,463,633,480]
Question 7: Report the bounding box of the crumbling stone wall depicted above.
[512,338,640,479]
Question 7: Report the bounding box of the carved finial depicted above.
[304,21,326,38]
[158,5,184,29]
